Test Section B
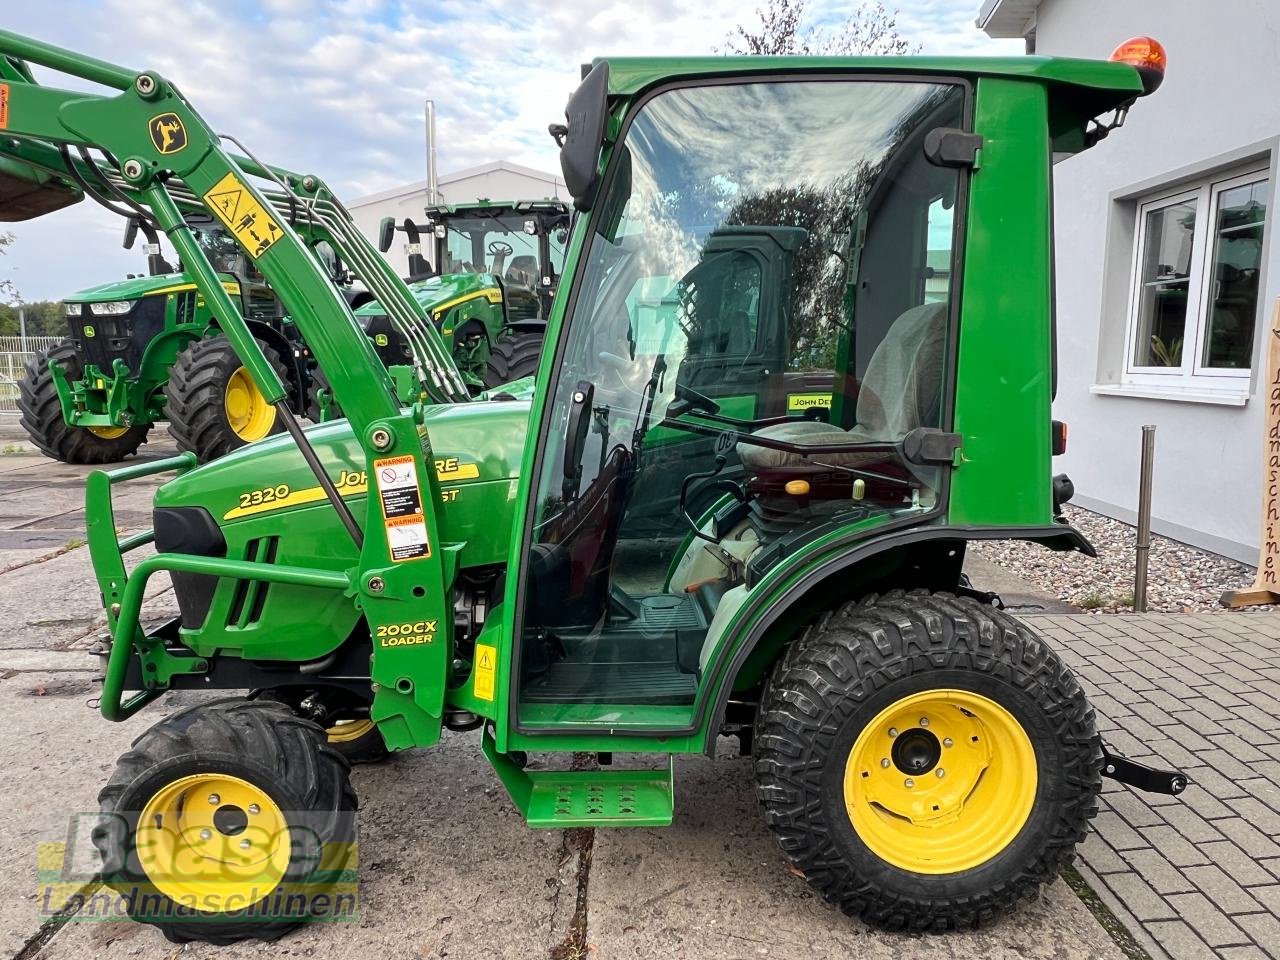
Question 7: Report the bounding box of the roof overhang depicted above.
[976,0,1043,39]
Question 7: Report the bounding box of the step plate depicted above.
[526,768,674,828]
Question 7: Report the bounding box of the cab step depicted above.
[483,731,674,828]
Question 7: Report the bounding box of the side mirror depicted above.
[123,217,139,250]
[557,61,610,213]
[377,216,395,253]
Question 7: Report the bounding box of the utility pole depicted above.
[18,304,26,351]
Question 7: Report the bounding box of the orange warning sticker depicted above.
[374,455,430,562]
[0,84,9,130]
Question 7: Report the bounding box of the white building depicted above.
[979,0,1279,563]
[348,160,566,276]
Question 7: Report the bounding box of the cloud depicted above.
[2,0,1018,300]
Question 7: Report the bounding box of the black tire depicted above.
[254,688,389,765]
[93,698,357,944]
[304,366,343,423]
[17,341,149,463]
[754,589,1100,931]
[482,330,543,389]
[165,335,289,462]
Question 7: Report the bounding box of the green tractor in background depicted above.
[370,198,570,390]
[17,214,355,464]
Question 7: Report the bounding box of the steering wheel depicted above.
[488,241,514,257]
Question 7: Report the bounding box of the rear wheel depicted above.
[17,341,149,463]
[482,331,543,389]
[754,589,1100,931]
[166,335,288,462]
[304,366,342,422]
[93,698,357,944]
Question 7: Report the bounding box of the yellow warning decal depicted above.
[203,171,283,259]
[0,84,9,130]
[786,392,832,412]
[473,644,497,701]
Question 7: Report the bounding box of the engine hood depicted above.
[65,272,240,303]
[154,398,531,544]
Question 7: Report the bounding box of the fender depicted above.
[697,521,1096,754]
[243,318,308,412]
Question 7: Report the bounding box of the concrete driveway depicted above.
[0,424,1126,960]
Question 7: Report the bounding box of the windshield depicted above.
[442,213,542,286]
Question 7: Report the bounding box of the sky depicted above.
[0,0,1019,302]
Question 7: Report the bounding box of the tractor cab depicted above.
[514,75,963,716]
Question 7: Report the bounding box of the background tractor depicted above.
[16,212,379,463]
[370,199,570,390]
[0,28,1187,946]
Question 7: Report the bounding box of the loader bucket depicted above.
[0,156,81,221]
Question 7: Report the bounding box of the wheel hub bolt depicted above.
[919,718,929,727]
[904,778,915,789]
[207,793,220,805]
[936,768,946,778]
[888,727,898,738]
[943,737,954,748]
[248,804,260,815]
[880,758,890,769]
[199,828,212,841]
[239,839,252,850]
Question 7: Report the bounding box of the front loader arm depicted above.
[0,29,459,748]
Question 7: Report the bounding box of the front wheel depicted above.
[93,699,357,944]
[17,341,149,463]
[754,589,1100,931]
[166,335,289,462]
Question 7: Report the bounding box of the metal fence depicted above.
[0,336,59,414]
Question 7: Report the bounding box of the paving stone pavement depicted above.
[1031,612,1280,960]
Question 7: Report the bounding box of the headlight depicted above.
[64,302,82,316]
[89,300,134,316]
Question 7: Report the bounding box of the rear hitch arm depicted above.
[1100,743,1189,796]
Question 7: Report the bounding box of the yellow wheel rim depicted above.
[136,773,291,910]
[223,366,276,442]
[327,719,374,744]
[843,689,1037,874]
[87,425,129,439]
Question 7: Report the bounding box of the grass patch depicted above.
[1061,864,1152,960]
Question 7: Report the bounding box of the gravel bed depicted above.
[968,505,1267,613]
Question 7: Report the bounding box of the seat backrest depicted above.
[853,301,948,440]
[506,255,538,288]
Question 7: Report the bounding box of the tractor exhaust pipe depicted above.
[425,99,438,205]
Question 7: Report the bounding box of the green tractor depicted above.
[1,29,1189,944]
[17,214,333,463]
[367,199,571,391]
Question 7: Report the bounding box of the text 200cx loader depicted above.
[0,30,1184,943]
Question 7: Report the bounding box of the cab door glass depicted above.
[516,79,966,719]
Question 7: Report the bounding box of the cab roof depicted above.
[597,54,1143,117]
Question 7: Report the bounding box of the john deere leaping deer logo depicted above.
[147,113,187,155]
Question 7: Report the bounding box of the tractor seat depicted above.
[506,256,538,289]
[737,301,947,470]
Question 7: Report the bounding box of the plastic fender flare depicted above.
[699,522,1096,756]
[240,319,308,412]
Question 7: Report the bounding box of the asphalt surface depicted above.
[0,421,1126,959]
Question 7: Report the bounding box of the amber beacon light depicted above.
[1110,36,1167,95]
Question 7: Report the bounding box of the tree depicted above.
[0,232,17,307]
[723,0,919,57]
[0,301,66,338]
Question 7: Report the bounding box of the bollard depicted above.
[1134,424,1156,612]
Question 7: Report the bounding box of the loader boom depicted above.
[0,29,464,747]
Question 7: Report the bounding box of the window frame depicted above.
[1121,166,1269,392]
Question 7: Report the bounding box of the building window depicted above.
[1123,168,1268,392]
